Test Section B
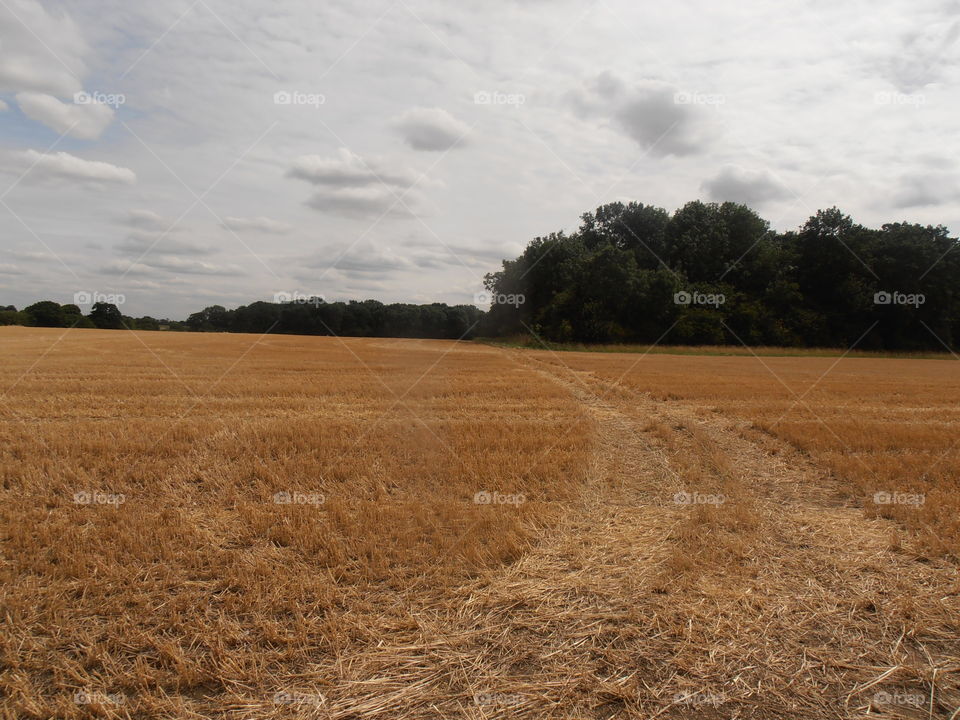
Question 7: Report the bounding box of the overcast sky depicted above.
[0,0,957,319]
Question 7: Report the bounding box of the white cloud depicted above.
[0,0,88,96]
[123,209,169,231]
[288,148,417,188]
[18,150,135,184]
[223,216,292,234]
[0,99,8,112]
[289,149,423,218]
[392,107,471,151]
[15,92,114,140]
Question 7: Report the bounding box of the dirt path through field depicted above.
[324,346,959,720]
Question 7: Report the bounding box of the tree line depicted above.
[1,299,484,340]
[480,202,960,351]
[5,201,958,350]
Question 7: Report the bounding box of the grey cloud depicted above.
[702,166,792,206]
[392,107,471,151]
[614,88,710,157]
[572,74,716,156]
[891,173,958,208]
[141,256,243,276]
[885,19,960,92]
[304,186,416,219]
[222,216,293,234]
[288,149,418,188]
[102,256,242,277]
[114,230,212,257]
[123,209,169,231]
[305,246,413,276]
[289,149,424,218]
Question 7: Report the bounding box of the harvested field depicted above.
[1,327,958,718]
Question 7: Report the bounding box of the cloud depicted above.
[0,0,87,96]
[223,216,292,234]
[614,88,713,157]
[702,165,792,206]
[289,149,422,218]
[304,186,414,219]
[884,19,960,93]
[0,100,8,112]
[891,172,958,208]
[305,245,413,277]
[114,230,211,257]
[15,92,114,139]
[288,148,418,188]
[104,256,241,276]
[123,209,169,231]
[572,74,716,156]
[0,264,20,275]
[392,107,471,151]
[17,150,135,184]
[142,256,242,275]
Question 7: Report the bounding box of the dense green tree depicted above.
[23,301,66,327]
[89,302,124,329]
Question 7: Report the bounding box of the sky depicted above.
[0,0,957,319]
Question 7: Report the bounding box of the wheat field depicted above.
[1,327,958,719]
